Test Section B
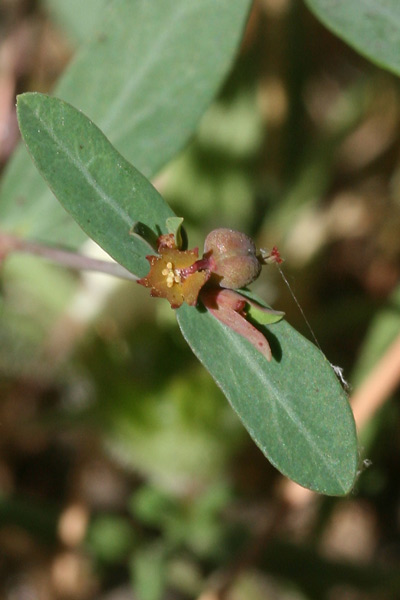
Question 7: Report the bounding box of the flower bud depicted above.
[204,228,261,289]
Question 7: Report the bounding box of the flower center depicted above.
[162,261,182,288]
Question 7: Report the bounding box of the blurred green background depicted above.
[0,1,400,599]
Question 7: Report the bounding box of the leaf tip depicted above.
[16,91,38,110]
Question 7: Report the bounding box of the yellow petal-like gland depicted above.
[138,247,209,308]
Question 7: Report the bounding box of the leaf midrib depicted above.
[24,100,133,228]
[192,314,349,492]
[101,1,199,132]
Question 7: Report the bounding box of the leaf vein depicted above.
[28,102,132,228]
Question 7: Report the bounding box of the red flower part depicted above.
[269,246,283,264]
[260,246,283,265]
[200,287,273,361]
[157,233,176,249]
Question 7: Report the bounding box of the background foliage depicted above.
[1,1,400,599]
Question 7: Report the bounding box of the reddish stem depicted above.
[179,254,216,278]
[0,231,138,281]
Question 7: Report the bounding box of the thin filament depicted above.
[276,263,323,354]
[275,262,351,390]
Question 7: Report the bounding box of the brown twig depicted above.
[350,331,400,430]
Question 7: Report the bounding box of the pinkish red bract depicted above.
[200,287,277,361]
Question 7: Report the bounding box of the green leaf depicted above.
[17,93,174,277]
[87,515,135,563]
[305,0,400,77]
[176,302,358,496]
[351,284,400,387]
[166,217,185,249]
[247,306,285,325]
[130,543,166,600]
[234,288,285,325]
[1,0,252,245]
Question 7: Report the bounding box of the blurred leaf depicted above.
[167,557,203,597]
[192,482,232,516]
[130,487,178,528]
[43,0,106,42]
[104,369,242,491]
[350,286,400,451]
[176,298,358,496]
[87,514,135,563]
[305,0,400,77]
[17,93,174,277]
[186,484,232,557]
[0,254,78,377]
[130,484,231,559]
[351,285,400,386]
[130,543,166,600]
[1,0,252,245]
[163,88,262,230]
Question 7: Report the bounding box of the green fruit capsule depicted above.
[204,228,261,289]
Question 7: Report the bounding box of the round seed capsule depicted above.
[204,228,261,289]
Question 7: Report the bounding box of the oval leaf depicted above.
[1,0,252,245]
[305,0,400,77]
[176,302,358,496]
[17,93,174,277]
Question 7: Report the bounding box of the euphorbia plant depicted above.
[137,227,284,361]
[15,93,358,496]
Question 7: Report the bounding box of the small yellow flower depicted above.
[138,246,210,309]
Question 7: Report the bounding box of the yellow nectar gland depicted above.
[162,261,182,288]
